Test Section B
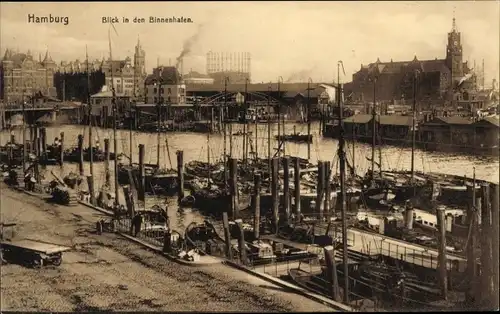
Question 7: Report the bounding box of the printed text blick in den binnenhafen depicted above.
[27,14,69,25]
[102,16,193,23]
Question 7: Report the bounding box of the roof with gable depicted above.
[424,116,473,126]
[376,115,414,126]
[343,114,372,124]
[474,116,500,127]
[144,66,182,85]
[356,57,449,76]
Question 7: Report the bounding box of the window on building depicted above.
[154,97,157,103]
[179,88,185,94]
[168,87,172,95]
[153,88,157,93]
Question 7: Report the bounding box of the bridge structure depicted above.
[0,103,82,129]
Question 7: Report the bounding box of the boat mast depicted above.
[307,78,312,160]
[280,77,286,156]
[244,79,248,164]
[411,70,418,191]
[108,25,119,207]
[223,77,228,188]
[86,46,94,189]
[156,75,162,169]
[130,52,137,166]
[371,76,377,184]
[21,91,26,174]
[267,85,271,170]
[337,60,349,304]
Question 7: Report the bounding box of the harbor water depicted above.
[2,122,498,234]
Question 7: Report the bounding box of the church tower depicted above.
[446,15,463,86]
[133,35,146,98]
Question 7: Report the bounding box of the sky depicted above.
[1,1,499,85]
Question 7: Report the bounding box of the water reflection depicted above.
[1,122,498,233]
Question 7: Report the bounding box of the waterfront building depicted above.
[0,49,58,102]
[144,66,186,104]
[350,17,477,108]
[182,71,214,85]
[101,37,147,98]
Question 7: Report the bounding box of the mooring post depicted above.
[324,161,331,218]
[405,203,414,230]
[77,134,84,176]
[490,183,499,310]
[480,183,492,308]
[87,175,96,205]
[237,222,247,265]
[294,157,301,222]
[59,132,65,167]
[436,205,448,300]
[138,144,145,202]
[134,106,140,130]
[176,150,185,202]
[40,127,47,168]
[253,172,261,239]
[323,246,340,301]
[103,138,110,186]
[316,161,324,220]
[33,127,39,155]
[34,138,40,183]
[229,157,238,219]
[466,187,479,304]
[283,157,291,225]
[103,106,109,128]
[271,157,279,233]
[222,212,233,260]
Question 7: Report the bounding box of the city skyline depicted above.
[1,1,498,85]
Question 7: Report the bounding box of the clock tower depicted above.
[446,16,463,86]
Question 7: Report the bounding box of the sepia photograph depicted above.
[0,1,498,312]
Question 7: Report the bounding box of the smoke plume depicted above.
[285,66,317,83]
[175,24,205,69]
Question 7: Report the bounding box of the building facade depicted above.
[350,18,474,107]
[144,66,186,104]
[101,37,147,98]
[0,49,58,102]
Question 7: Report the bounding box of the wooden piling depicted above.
[40,127,47,167]
[229,157,238,219]
[103,138,110,186]
[324,161,331,217]
[33,127,39,155]
[237,222,247,265]
[283,157,291,225]
[122,185,135,219]
[436,205,448,300]
[77,134,84,176]
[138,144,145,202]
[294,157,301,222]
[176,150,185,202]
[103,106,109,128]
[480,183,492,307]
[490,183,499,310]
[34,138,40,183]
[466,190,479,304]
[316,161,325,220]
[134,106,140,130]
[271,157,279,233]
[323,246,340,301]
[87,175,96,205]
[59,132,64,167]
[253,173,261,239]
[222,212,233,260]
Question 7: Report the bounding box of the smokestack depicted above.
[157,56,159,68]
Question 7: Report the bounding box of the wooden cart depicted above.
[0,239,71,268]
